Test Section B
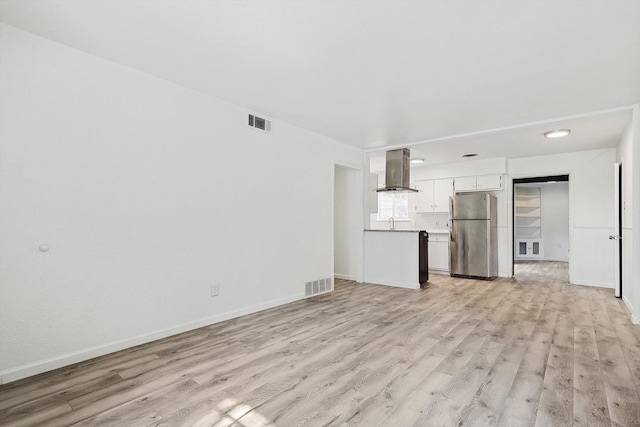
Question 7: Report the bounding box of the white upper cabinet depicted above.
[476,174,503,191]
[416,178,453,213]
[452,176,477,192]
[454,174,503,192]
[415,181,433,212]
[433,178,454,211]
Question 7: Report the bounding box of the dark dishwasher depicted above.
[419,231,429,284]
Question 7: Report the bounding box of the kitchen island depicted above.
[363,230,428,289]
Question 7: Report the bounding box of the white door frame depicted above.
[509,172,573,282]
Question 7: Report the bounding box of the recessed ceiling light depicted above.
[544,129,571,138]
[462,153,478,158]
[410,158,424,164]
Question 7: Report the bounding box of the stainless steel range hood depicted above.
[376,148,418,192]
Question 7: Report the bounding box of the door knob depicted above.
[609,235,621,240]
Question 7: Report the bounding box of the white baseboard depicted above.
[363,278,420,290]
[334,273,355,281]
[428,269,449,276]
[0,293,304,385]
[570,279,614,289]
[622,295,639,324]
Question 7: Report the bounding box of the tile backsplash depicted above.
[370,212,449,231]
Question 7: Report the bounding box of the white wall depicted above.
[509,149,617,288]
[541,182,570,262]
[633,105,640,325]
[0,24,363,383]
[334,166,359,280]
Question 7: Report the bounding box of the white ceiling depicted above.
[369,108,633,171]
[1,0,639,159]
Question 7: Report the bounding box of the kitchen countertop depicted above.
[364,229,424,233]
[364,229,449,234]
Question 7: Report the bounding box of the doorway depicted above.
[512,175,570,282]
[334,165,359,281]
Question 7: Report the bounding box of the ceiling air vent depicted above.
[248,114,271,133]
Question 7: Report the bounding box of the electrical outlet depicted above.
[211,284,219,297]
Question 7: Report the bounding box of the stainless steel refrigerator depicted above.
[449,193,498,280]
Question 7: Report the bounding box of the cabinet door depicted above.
[515,238,544,259]
[453,176,476,192]
[428,237,450,271]
[415,180,434,212]
[435,241,450,271]
[432,178,453,212]
[476,174,502,190]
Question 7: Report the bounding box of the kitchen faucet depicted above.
[388,217,395,230]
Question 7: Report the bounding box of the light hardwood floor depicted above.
[2,263,640,426]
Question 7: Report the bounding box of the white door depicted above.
[613,163,622,298]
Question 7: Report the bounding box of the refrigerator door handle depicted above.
[449,196,454,218]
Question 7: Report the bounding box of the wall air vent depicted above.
[248,114,272,133]
[305,277,333,297]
